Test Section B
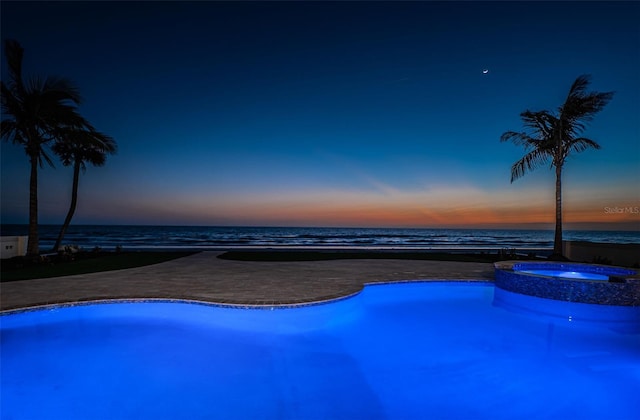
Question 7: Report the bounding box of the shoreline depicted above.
[5,226,638,257]
[41,245,555,254]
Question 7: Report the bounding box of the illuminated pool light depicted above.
[519,269,609,281]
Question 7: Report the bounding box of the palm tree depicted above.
[501,75,614,258]
[1,39,87,256]
[51,126,117,252]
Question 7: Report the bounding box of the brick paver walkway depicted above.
[1,252,494,311]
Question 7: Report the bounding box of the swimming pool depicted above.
[2,282,639,419]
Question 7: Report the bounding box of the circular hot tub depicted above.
[494,261,639,306]
[493,261,640,331]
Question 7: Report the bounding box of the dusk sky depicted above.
[1,1,639,230]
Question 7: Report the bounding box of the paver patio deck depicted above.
[0,251,494,311]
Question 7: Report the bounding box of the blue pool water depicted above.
[519,269,609,280]
[2,283,639,419]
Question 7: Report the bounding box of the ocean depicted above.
[1,225,638,253]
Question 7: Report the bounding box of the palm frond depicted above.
[520,110,556,138]
[4,40,25,96]
[1,82,19,111]
[501,109,557,153]
[38,147,55,168]
[566,74,591,99]
[43,105,87,131]
[1,119,16,138]
[42,76,82,105]
[500,130,536,148]
[563,91,614,124]
[52,125,117,170]
[26,76,82,106]
[569,137,601,154]
[559,75,614,137]
[510,148,551,183]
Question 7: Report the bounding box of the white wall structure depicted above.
[1,236,28,259]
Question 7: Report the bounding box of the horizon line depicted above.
[1,222,638,232]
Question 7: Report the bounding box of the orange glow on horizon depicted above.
[68,181,639,230]
[76,193,639,230]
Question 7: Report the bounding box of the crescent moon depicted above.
[482,69,489,74]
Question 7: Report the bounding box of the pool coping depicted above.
[0,280,494,316]
[0,252,495,312]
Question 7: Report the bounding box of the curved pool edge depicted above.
[0,281,495,335]
[0,283,365,314]
[0,293,366,316]
[0,278,493,315]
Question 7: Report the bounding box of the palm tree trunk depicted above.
[553,165,563,257]
[53,161,80,252]
[26,155,39,257]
